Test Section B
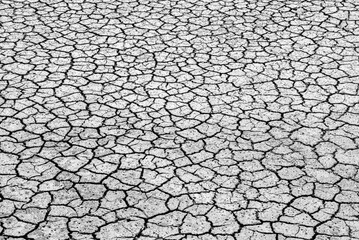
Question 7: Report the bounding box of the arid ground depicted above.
[0,0,359,239]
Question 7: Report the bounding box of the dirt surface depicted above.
[0,0,359,239]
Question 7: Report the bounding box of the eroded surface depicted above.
[1,0,359,239]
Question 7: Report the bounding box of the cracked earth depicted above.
[0,0,359,239]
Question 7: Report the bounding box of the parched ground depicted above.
[0,0,359,239]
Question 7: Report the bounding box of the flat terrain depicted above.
[0,0,359,239]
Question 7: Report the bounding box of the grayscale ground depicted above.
[0,0,359,239]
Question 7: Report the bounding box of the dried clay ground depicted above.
[0,0,359,240]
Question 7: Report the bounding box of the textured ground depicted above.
[0,0,359,239]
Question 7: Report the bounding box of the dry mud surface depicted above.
[1,0,359,239]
